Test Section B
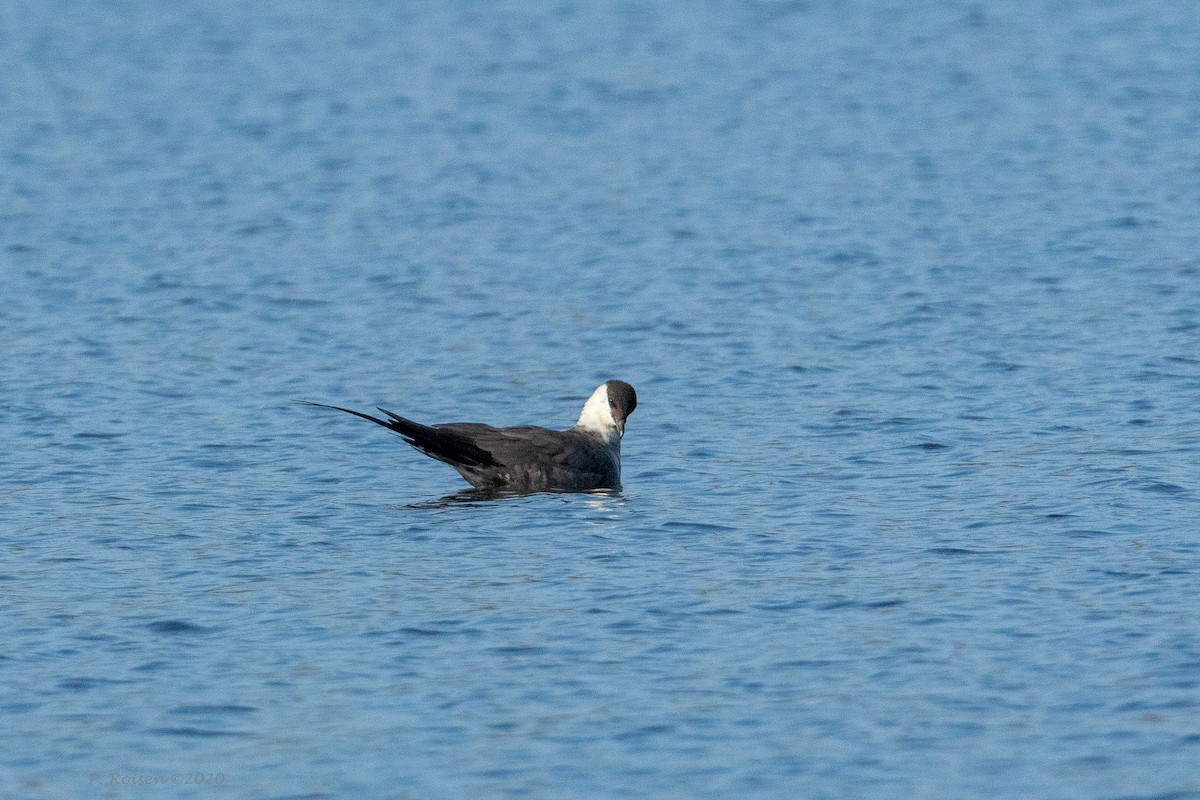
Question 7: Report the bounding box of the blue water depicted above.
[3,0,1199,797]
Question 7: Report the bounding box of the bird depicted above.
[301,380,637,492]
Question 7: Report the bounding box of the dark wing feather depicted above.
[376,409,500,468]
[439,425,612,475]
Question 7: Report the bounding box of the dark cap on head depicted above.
[604,380,637,422]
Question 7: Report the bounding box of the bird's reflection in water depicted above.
[404,488,624,510]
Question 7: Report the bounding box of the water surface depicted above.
[2,1,1198,798]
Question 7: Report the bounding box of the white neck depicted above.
[575,383,622,445]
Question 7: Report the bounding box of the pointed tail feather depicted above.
[299,401,498,469]
[297,401,395,430]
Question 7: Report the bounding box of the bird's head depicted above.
[576,380,637,442]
